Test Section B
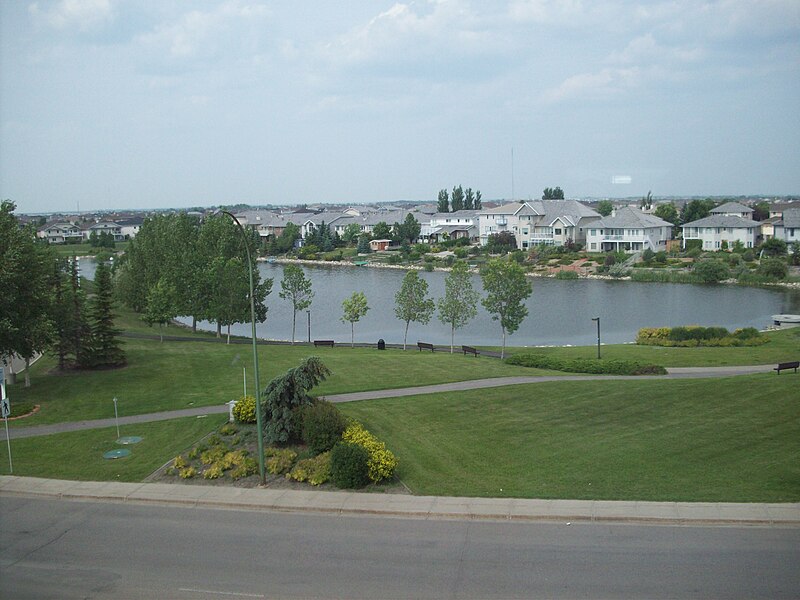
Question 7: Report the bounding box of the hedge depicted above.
[636,326,768,347]
[504,354,666,375]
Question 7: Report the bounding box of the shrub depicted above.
[219,423,237,436]
[232,395,257,423]
[505,354,667,376]
[220,450,248,470]
[454,247,468,259]
[423,262,434,272]
[608,264,631,278]
[230,457,259,480]
[288,451,332,486]
[686,247,702,259]
[265,448,297,475]
[642,248,655,264]
[203,463,224,479]
[173,455,188,469]
[342,422,398,482]
[742,249,755,261]
[200,446,226,465]
[692,259,730,283]
[636,326,768,347]
[757,258,788,280]
[300,400,348,455]
[330,442,370,489]
[555,270,579,280]
[179,466,197,479]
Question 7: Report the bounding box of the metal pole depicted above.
[307,310,311,343]
[113,397,120,439]
[243,366,247,398]
[4,416,11,474]
[223,211,266,486]
[592,318,601,359]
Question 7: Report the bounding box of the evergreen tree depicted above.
[85,261,125,368]
[451,185,465,211]
[474,190,482,210]
[437,189,450,213]
[464,188,475,211]
[356,234,371,254]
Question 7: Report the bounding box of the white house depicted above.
[478,200,600,249]
[681,215,759,250]
[420,210,479,243]
[709,202,754,219]
[585,207,673,253]
[117,217,144,239]
[84,221,125,242]
[38,222,83,244]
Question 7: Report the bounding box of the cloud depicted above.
[541,67,640,103]
[136,1,270,60]
[29,0,113,32]
[609,33,703,64]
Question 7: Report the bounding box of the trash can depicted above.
[377,339,385,350]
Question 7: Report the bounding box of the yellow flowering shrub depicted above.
[265,448,297,475]
[232,395,257,423]
[179,466,197,479]
[173,455,187,469]
[342,422,397,483]
[203,463,224,479]
[287,451,331,486]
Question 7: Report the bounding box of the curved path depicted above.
[1,364,779,441]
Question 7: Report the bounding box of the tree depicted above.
[680,199,716,224]
[692,259,730,283]
[757,257,788,279]
[396,213,421,245]
[654,202,679,226]
[481,259,532,358]
[372,221,392,240]
[0,201,56,386]
[451,185,465,211]
[464,188,475,211]
[438,261,479,353]
[437,189,449,213]
[85,260,126,368]
[394,270,435,350]
[143,277,178,342]
[263,356,331,445]
[752,201,770,221]
[760,237,788,257]
[342,223,362,245]
[640,190,653,210]
[543,187,565,200]
[487,231,517,254]
[356,234,371,254]
[341,291,370,347]
[597,200,614,216]
[280,265,313,345]
[474,190,482,210]
[271,222,301,254]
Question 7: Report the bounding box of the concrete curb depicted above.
[2,476,798,527]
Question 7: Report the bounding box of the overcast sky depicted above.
[2,1,799,213]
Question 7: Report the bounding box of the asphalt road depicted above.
[2,496,798,599]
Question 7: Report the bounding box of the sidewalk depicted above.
[2,476,798,526]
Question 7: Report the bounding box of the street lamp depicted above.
[306,310,311,344]
[221,211,266,486]
[591,317,601,359]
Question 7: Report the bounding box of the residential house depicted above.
[117,216,144,239]
[478,200,600,249]
[585,207,673,253]
[709,202,754,219]
[681,212,759,250]
[84,221,125,242]
[773,208,800,246]
[420,210,479,243]
[37,222,83,244]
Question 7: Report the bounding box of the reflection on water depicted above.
[81,258,798,346]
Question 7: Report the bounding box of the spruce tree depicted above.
[85,261,125,368]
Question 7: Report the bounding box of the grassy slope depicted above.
[0,415,227,480]
[339,374,800,502]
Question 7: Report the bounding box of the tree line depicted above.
[437,186,483,213]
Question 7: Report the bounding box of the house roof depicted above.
[681,215,759,229]
[710,202,753,215]
[595,207,671,229]
[781,208,800,228]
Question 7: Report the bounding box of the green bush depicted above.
[342,422,398,482]
[636,326,768,347]
[203,463,224,479]
[232,395,257,423]
[330,442,371,489]
[230,457,259,480]
[287,451,331,486]
[219,423,237,436]
[300,400,348,455]
[757,258,788,280]
[264,448,297,475]
[692,259,730,283]
[505,354,666,376]
[555,270,579,280]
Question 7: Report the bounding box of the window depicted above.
[590,229,596,235]
[522,228,528,235]
[590,242,596,250]
[555,228,562,235]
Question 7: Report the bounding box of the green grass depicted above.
[50,241,129,257]
[339,374,800,502]
[0,415,227,480]
[508,327,800,367]
[6,337,546,427]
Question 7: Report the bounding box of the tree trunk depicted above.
[403,321,409,350]
[227,324,231,345]
[351,322,355,348]
[24,357,31,388]
[501,327,506,359]
[192,316,197,333]
[159,323,163,343]
[450,325,455,354]
[291,311,296,345]
[216,322,222,338]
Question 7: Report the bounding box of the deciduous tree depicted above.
[341,291,370,347]
[394,270,434,350]
[437,261,478,353]
[280,265,313,345]
[481,259,532,358]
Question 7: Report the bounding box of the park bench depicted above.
[417,342,435,353]
[773,360,799,374]
[313,340,335,348]
[462,345,479,357]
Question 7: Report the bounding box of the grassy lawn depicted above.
[6,338,545,427]
[0,415,227,480]
[339,374,800,502]
[506,327,800,367]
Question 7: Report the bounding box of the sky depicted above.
[1,1,799,214]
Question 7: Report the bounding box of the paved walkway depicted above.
[1,476,798,526]
[0,365,783,441]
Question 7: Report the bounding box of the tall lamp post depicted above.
[591,317,601,359]
[222,211,266,486]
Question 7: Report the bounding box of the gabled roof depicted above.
[595,207,672,229]
[710,202,753,215]
[781,208,800,228]
[681,215,759,229]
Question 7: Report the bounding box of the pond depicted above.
[80,258,800,347]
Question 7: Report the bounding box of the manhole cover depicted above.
[103,449,131,460]
[116,436,143,445]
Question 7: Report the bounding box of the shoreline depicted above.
[260,256,800,289]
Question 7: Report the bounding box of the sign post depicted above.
[1,368,12,473]
[113,397,120,440]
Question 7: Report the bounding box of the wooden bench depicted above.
[773,360,799,374]
[462,345,479,357]
[313,340,335,348]
[417,342,435,352]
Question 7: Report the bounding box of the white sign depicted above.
[0,398,9,419]
[0,367,5,400]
